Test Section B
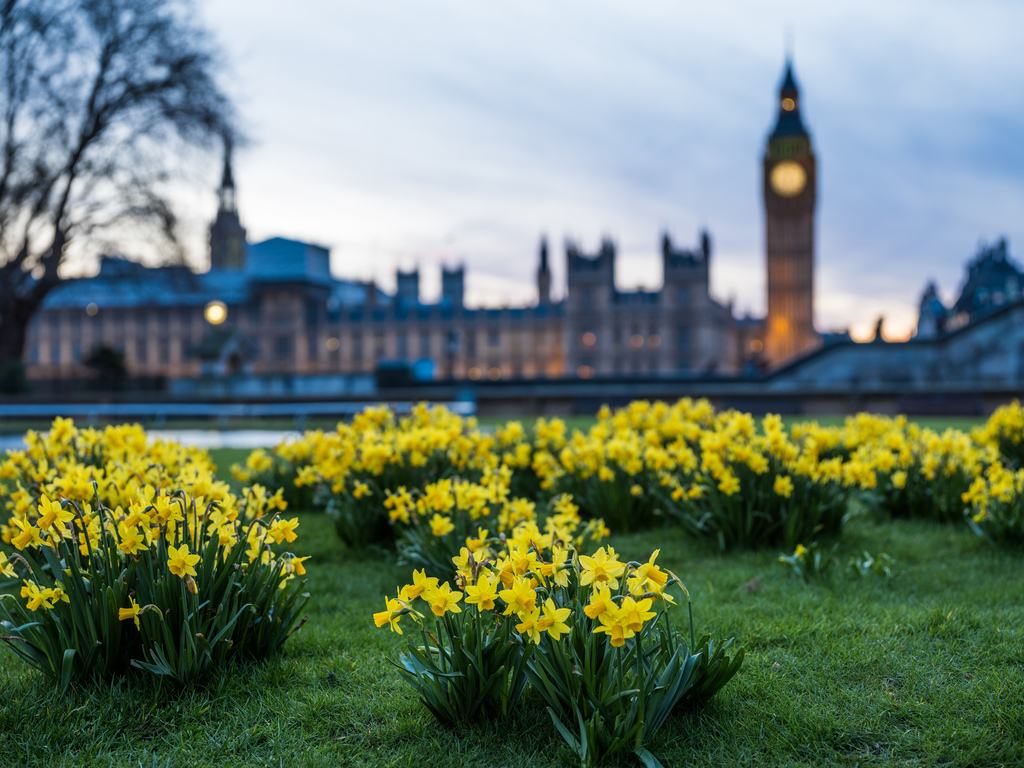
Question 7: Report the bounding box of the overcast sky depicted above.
[183,0,1024,340]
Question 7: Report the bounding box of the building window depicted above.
[275,335,292,363]
[488,328,500,347]
[581,331,597,348]
[420,331,431,358]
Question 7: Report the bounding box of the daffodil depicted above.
[267,516,300,544]
[119,596,142,629]
[423,582,462,617]
[166,543,200,579]
[373,596,405,634]
[583,583,616,620]
[515,606,543,644]
[499,576,536,617]
[464,571,499,611]
[578,547,626,590]
[538,598,572,641]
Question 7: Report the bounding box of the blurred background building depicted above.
[19,59,1021,392]
[25,62,822,385]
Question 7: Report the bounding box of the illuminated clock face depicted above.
[770,160,806,197]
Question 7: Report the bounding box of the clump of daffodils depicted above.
[977,400,1024,468]
[0,420,308,688]
[374,526,742,766]
[387,469,609,576]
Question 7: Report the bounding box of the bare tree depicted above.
[0,0,235,370]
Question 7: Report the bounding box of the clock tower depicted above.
[763,58,818,366]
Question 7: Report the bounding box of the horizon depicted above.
[92,1,1024,343]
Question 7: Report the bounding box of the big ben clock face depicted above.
[770,160,806,197]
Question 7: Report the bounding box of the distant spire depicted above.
[218,135,236,212]
[537,235,552,306]
[779,57,799,96]
[770,55,808,139]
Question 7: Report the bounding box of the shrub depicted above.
[374,528,742,767]
[854,427,993,523]
[977,401,1024,469]
[388,472,608,577]
[668,413,849,550]
[964,462,1024,545]
[1,489,308,689]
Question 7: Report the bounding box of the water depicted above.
[0,429,296,452]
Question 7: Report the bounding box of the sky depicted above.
[177,0,1024,341]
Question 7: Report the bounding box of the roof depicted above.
[42,241,373,312]
[952,239,1023,318]
[246,237,332,285]
[42,256,251,310]
[769,59,810,140]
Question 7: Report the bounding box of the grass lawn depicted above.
[2,494,1022,766]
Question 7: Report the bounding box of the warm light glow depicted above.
[581,331,597,348]
[781,96,796,111]
[770,161,806,197]
[648,334,661,347]
[577,364,594,379]
[749,339,764,353]
[487,366,502,380]
[628,334,644,349]
[204,300,228,325]
[85,302,99,317]
[468,366,482,379]
[325,336,340,352]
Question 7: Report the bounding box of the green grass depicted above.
[1,505,1021,767]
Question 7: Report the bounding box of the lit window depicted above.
[85,302,99,317]
[581,332,597,348]
[325,337,340,352]
[577,364,594,379]
[629,334,644,349]
[781,96,796,111]
[648,334,661,348]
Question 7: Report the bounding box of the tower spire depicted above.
[209,135,247,271]
[771,56,808,139]
[218,136,237,213]
[537,235,552,306]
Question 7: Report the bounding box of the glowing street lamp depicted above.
[204,300,228,325]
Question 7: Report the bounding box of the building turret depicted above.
[396,267,420,307]
[537,236,552,306]
[441,264,465,309]
[209,137,247,271]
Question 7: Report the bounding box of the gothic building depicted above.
[23,61,828,383]
[915,238,1023,338]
